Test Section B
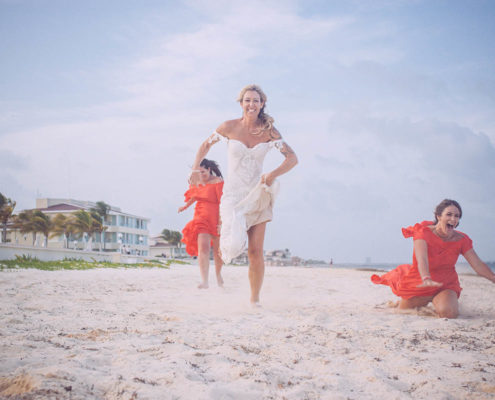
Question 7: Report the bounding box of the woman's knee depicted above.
[198,246,210,256]
[436,304,459,319]
[434,291,459,319]
[197,236,210,255]
[247,245,263,260]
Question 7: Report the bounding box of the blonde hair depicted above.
[237,84,275,132]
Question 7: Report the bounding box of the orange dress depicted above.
[371,221,473,299]
[181,181,223,256]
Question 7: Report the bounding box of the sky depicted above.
[1,0,494,264]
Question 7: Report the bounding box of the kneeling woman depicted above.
[372,199,495,318]
[179,159,224,288]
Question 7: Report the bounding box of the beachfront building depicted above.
[231,250,248,265]
[221,248,298,266]
[265,248,293,266]
[8,198,150,256]
[149,234,188,259]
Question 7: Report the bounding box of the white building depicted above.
[9,198,150,256]
[265,248,292,266]
[148,234,188,259]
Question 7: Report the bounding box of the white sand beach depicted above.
[1,264,494,399]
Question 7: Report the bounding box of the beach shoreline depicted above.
[1,265,494,399]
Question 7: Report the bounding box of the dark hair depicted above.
[200,158,223,178]
[434,199,462,226]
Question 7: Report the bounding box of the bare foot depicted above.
[216,274,224,287]
[387,300,400,308]
[197,283,209,289]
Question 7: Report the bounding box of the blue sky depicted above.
[1,0,494,263]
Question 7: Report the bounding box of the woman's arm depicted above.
[217,214,222,235]
[190,131,225,186]
[262,128,298,186]
[463,249,495,283]
[178,198,196,213]
[414,239,443,287]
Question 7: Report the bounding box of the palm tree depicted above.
[50,213,76,249]
[0,193,16,243]
[161,229,172,243]
[170,231,182,247]
[31,210,53,248]
[13,210,37,245]
[161,229,183,257]
[90,210,107,251]
[72,210,100,251]
[90,201,110,250]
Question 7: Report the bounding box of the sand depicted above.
[1,264,494,400]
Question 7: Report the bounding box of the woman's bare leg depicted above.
[432,289,459,318]
[399,296,433,309]
[247,222,267,305]
[211,236,224,287]
[197,233,211,289]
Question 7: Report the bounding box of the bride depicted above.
[189,84,298,305]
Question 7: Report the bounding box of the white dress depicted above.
[210,132,283,264]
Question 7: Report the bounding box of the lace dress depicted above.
[209,132,283,263]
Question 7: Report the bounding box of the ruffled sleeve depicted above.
[402,221,433,240]
[208,131,224,144]
[184,185,198,202]
[460,233,473,255]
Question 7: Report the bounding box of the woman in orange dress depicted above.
[371,199,495,318]
[179,159,224,288]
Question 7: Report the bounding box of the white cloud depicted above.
[278,112,495,262]
[2,1,495,264]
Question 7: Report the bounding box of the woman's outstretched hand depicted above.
[417,278,443,288]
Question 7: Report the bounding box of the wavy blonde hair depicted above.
[237,84,275,132]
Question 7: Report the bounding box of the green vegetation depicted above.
[90,201,111,250]
[0,255,189,271]
[0,193,16,242]
[1,193,110,250]
[161,228,182,247]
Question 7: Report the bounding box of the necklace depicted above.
[241,117,264,136]
[248,127,264,136]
